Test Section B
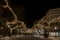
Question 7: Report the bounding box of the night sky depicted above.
[5,0,60,28]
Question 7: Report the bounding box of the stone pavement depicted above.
[0,35,60,40]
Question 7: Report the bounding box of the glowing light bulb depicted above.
[54,27,57,29]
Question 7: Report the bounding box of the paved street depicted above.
[0,35,60,40]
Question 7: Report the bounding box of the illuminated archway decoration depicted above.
[34,8,60,30]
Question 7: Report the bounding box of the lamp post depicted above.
[54,27,57,37]
[7,25,12,36]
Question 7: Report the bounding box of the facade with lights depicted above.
[33,8,60,37]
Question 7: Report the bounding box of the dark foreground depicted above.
[0,35,60,40]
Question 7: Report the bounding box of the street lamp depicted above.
[7,24,12,36]
[54,27,57,30]
[54,27,57,37]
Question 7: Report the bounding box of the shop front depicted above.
[49,29,60,37]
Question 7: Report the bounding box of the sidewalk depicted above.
[48,36,60,40]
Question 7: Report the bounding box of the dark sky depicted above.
[9,0,60,28]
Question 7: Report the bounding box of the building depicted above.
[33,8,60,37]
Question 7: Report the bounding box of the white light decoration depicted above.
[0,0,27,35]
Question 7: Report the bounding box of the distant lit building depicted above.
[33,8,60,37]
